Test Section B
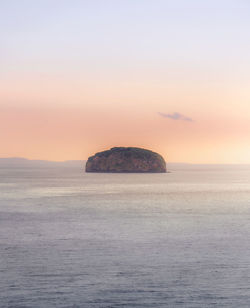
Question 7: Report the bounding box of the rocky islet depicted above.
[85,147,166,173]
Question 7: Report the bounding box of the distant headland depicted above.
[85,147,166,173]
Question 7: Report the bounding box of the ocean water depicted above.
[1,164,250,307]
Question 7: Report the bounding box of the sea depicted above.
[1,163,250,307]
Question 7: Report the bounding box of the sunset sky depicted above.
[1,0,250,163]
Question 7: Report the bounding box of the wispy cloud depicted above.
[158,112,193,122]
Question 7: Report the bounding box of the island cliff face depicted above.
[85,147,166,173]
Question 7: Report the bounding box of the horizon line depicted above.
[1,157,250,165]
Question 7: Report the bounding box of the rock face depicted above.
[85,147,166,173]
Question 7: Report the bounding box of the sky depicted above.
[1,0,250,163]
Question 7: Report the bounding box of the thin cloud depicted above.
[158,112,193,122]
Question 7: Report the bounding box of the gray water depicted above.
[1,164,250,307]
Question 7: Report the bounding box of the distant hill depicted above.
[0,157,84,168]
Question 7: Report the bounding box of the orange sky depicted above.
[1,75,250,163]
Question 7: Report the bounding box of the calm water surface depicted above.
[1,164,250,307]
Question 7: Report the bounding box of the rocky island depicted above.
[85,147,166,173]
